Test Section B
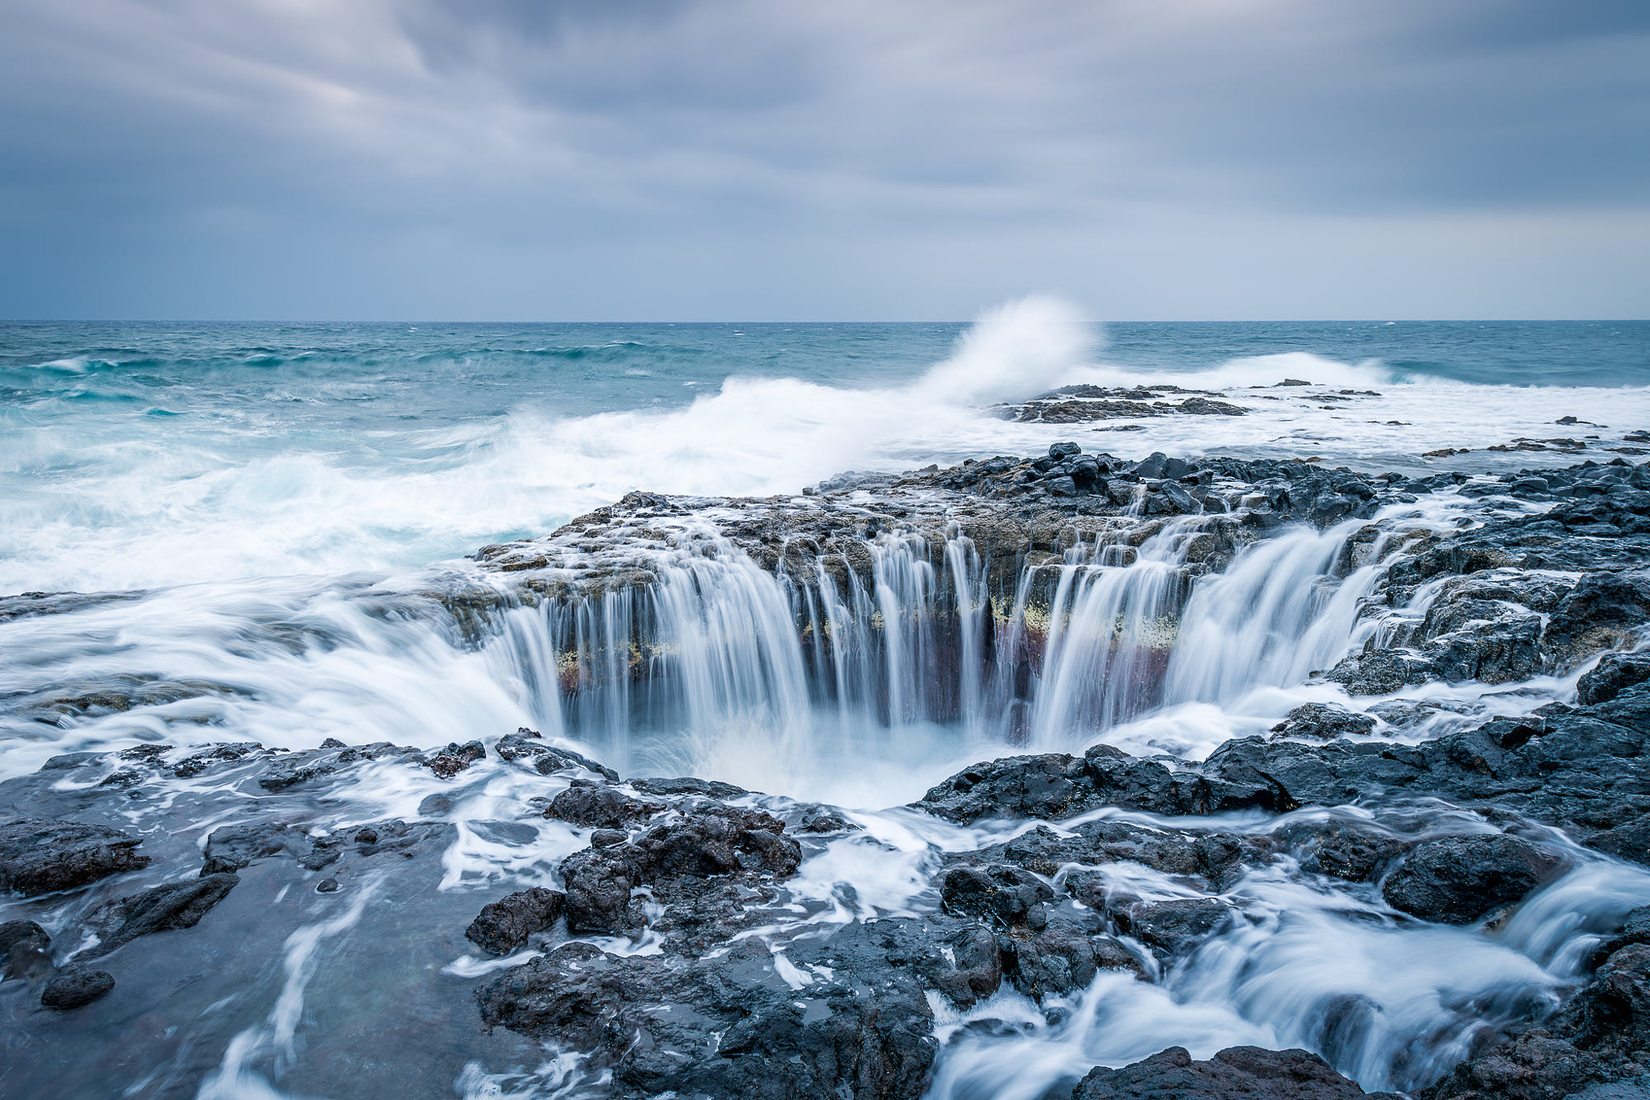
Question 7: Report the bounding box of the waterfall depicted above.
[1023,521,1200,745]
[484,513,1391,781]
[1162,520,1389,705]
[0,508,1398,788]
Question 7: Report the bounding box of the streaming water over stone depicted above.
[474,509,1419,789]
[6,315,1650,1100]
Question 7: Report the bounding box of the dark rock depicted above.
[0,818,149,896]
[560,804,800,935]
[991,821,1265,895]
[1327,650,1433,695]
[939,864,1054,930]
[1137,452,1196,481]
[1591,815,1650,864]
[202,821,339,875]
[478,923,946,1100]
[1073,1045,1371,1099]
[466,887,566,956]
[1147,480,1198,514]
[915,922,1004,1007]
[171,742,260,778]
[1425,940,1650,1099]
[426,740,485,779]
[257,741,422,791]
[200,817,441,875]
[1049,441,1082,460]
[493,733,619,782]
[795,806,856,834]
[1111,897,1235,959]
[1579,652,1650,706]
[84,873,240,955]
[1277,818,1407,882]
[1556,942,1650,1064]
[630,775,747,800]
[0,919,51,979]
[40,968,116,1010]
[1381,835,1560,924]
[544,782,662,829]
[918,745,1215,824]
[999,912,1143,999]
[1177,397,1246,416]
[1271,703,1377,741]
[1544,574,1650,665]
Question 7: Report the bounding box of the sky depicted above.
[1,0,1647,321]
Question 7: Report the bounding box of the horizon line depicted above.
[3,317,1648,326]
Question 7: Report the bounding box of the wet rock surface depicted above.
[39,967,115,1010]
[0,818,149,896]
[1380,834,1561,924]
[558,802,801,940]
[465,886,565,956]
[1073,1045,1375,1099]
[3,452,1649,1098]
[83,872,241,955]
[477,924,946,1100]
[0,918,51,979]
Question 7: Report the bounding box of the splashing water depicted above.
[4,311,1649,1097]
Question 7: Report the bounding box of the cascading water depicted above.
[0,487,1479,800]
[1162,519,1392,706]
[475,511,1407,793]
[921,823,1650,1100]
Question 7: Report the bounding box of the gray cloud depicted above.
[0,0,1646,319]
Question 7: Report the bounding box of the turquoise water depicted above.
[2,308,1647,594]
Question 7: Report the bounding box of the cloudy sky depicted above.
[2,0,1647,320]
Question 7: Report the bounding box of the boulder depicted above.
[1380,835,1560,924]
[560,804,800,935]
[40,968,115,1010]
[1271,704,1377,741]
[425,740,485,778]
[543,781,662,829]
[0,818,149,896]
[465,887,566,956]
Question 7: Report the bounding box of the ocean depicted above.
[3,306,1646,595]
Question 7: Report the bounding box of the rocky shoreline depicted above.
[3,448,1649,1099]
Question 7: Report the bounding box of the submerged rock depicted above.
[84,873,240,955]
[0,919,51,979]
[40,967,116,1010]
